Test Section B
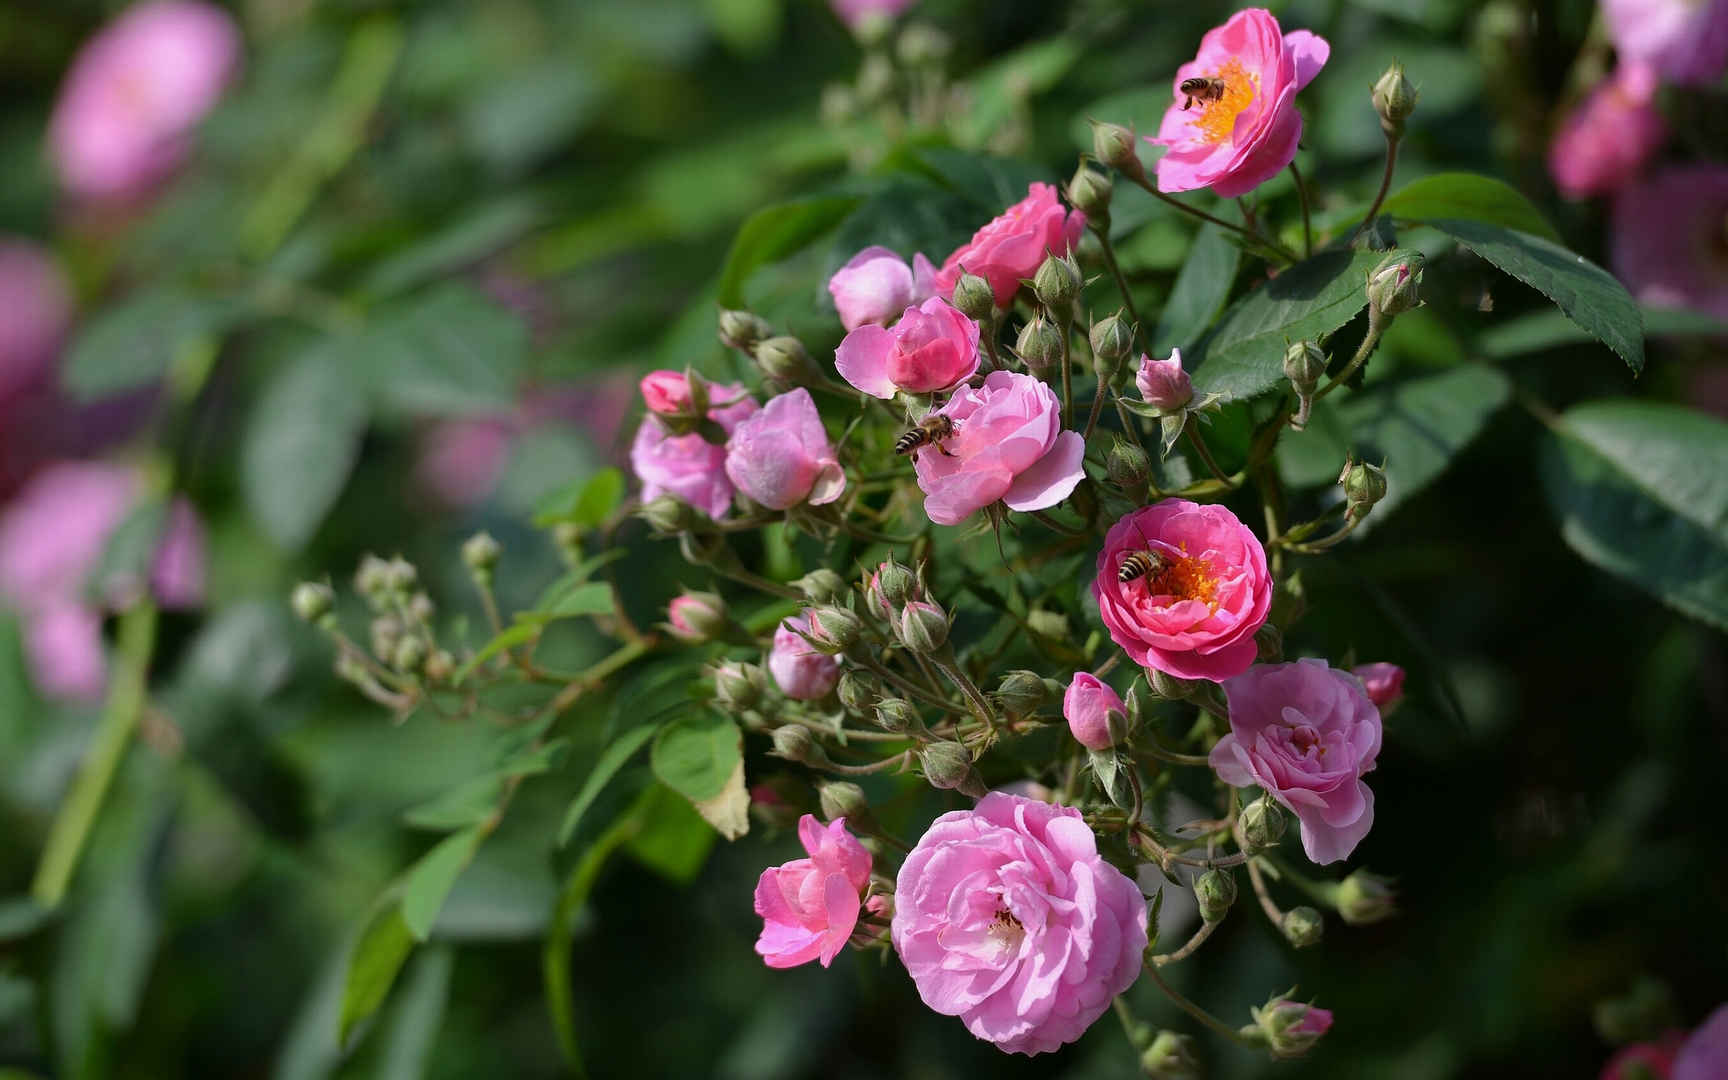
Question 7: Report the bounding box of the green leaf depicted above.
[947,38,1082,150]
[1189,248,1402,402]
[624,783,719,883]
[1479,306,1727,359]
[530,554,629,619]
[242,345,370,550]
[1424,220,1644,375]
[1379,173,1561,243]
[401,827,485,942]
[1542,400,1728,630]
[0,898,51,942]
[452,624,538,685]
[650,712,742,803]
[515,582,611,625]
[62,289,236,400]
[532,467,626,528]
[1151,223,1239,357]
[362,195,544,299]
[558,723,661,846]
[690,759,750,841]
[717,195,863,308]
[375,947,454,1080]
[361,284,527,415]
[898,147,1055,214]
[339,902,415,1047]
[402,774,506,831]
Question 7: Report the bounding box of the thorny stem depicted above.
[933,654,996,727]
[820,750,912,776]
[1153,916,1220,966]
[849,652,953,710]
[1082,380,1108,440]
[1349,132,1400,248]
[1289,159,1313,258]
[1058,315,1075,430]
[1124,171,1293,261]
[1313,309,1389,403]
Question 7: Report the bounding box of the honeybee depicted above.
[895,414,958,461]
[1116,517,1169,584]
[1179,77,1227,111]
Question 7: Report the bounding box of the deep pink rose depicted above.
[1602,1037,1682,1080]
[912,371,1085,526]
[1063,672,1126,750]
[891,792,1148,1055]
[49,1,242,201]
[830,0,916,30]
[1549,64,1666,200]
[769,615,841,700]
[724,388,845,510]
[1092,500,1272,682]
[933,184,1086,308]
[1352,662,1405,711]
[1134,349,1193,411]
[829,246,936,331]
[1148,8,1329,199]
[835,296,979,399]
[1675,1004,1728,1080]
[1211,659,1382,864]
[629,381,758,520]
[1604,0,1728,86]
[754,814,872,969]
[0,241,72,405]
[639,370,694,416]
[1612,166,1728,321]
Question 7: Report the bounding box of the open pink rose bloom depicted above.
[1548,63,1665,200]
[754,815,872,968]
[933,183,1085,308]
[911,371,1084,525]
[891,793,1148,1055]
[835,295,979,398]
[1149,8,1329,198]
[768,615,841,700]
[629,380,758,520]
[724,388,846,510]
[828,245,936,330]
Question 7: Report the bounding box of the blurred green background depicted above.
[1,0,1724,1077]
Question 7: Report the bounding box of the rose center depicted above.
[1289,724,1321,756]
[986,906,1024,951]
[1191,58,1257,146]
[1141,554,1220,609]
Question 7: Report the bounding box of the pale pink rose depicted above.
[1351,662,1405,711]
[723,389,845,510]
[834,296,979,399]
[24,602,108,703]
[769,615,841,700]
[1675,1004,1728,1080]
[1211,659,1382,864]
[638,370,694,416]
[414,418,514,510]
[0,241,72,405]
[830,0,916,29]
[1093,500,1272,682]
[49,1,242,201]
[667,593,724,642]
[829,246,936,331]
[911,370,1085,526]
[1612,166,1728,321]
[1602,1036,1682,1080]
[1548,64,1666,200]
[754,814,872,969]
[1063,672,1126,750]
[890,792,1148,1055]
[1148,8,1330,199]
[150,498,207,608]
[932,184,1086,308]
[1604,0,1728,86]
[1135,349,1193,411]
[629,381,758,520]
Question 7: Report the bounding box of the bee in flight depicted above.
[895,414,958,462]
[1179,77,1227,111]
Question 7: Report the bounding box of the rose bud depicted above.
[1334,870,1396,926]
[1352,662,1405,712]
[918,740,978,792]
[1141,1031,1202,1079]
[1106,439,1152,490]
[771,724,831,767]
[828,245,936,331]
[1371,61,1419,140]
[817,781,875,831]
[714,660,768,712]
[1194,868,1237,923]
[1251,997,1334,1059]
[1092,120,1140,174]
[896,600,949,654]
[1135,350,1193,412]
[950,269,996,321]
[1284,339,1327,396]
[1066,162,1113,222]
[1016,314,1064,372]
[795,568,847,604]
[753,815,871,968]
[933,183,1086,308]
[1032,252,1083,311]
[639,369,707,419]
[718,308,771,352]
[1090,311,1135,367]
[1238,794,1288,852]
[872,557,918,610]
[993,670,1047,715]
[1366,252,1424,319]
[1280,905,1324,948]
[836,670,882,712]
[768,616,842,700]
[754,335,818,386]
[291,582,334,623]
[835,296,980,398]
[1339,457,1389,520]
[807,606,863,653]
[667,591,727,643]
[1063,672,1128,750]
[873,698,918,733]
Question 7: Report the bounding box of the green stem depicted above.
[1090,224,1143,332]
[1348,133,1400,249]
[32,604,158,907]
[1184,419,1230,484]
[1142,961,1258,1047]
[1289,159,1313,258]
[1124,171,1285,257]
[933,654,996,726]
[1152,915,1219,966]
[1313,308,1389,403]
[1058,316,1075,430]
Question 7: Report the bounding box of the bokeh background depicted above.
[0,0,1725,1077]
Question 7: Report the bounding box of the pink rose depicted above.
[0,241,71,405]
[1092,500,1272,682]
[1612,166,1728,321]
[830,0,917,30]
[638,370,694,416]
[629,381,758,520]
[1352,662,1405,711]
[1063,672,1126,750]
[834,296,979,399]
[1211,659,1382,864]
[1148,8,1330,199]
[890,792,1148,1055]
[24,602,109,703]
[723,388,846,510]
[1548,64,1666,200]
[1604,0,1728,86]
[1675,1004,1728,1080]
[49,1,242,201]
[754,814,872,969]
[912,370,1085,526]
[414,417,513,510]
[1254,998,1334,1058]
[828,246,936,331]
[1135,349,1193,411]
[667,592,725,642]
[1602,1037,1681,1080]
[769,615,841,700]
[932,184,1086,308]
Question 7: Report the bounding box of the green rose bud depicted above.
[291,581,334,623]
[1016,315,1065,372]
[1334,870,1397,926]
[1033,252,1083,311]
[1238,795,1288,852]
[1195,869,1237,923]
[1281,905,1324,948]
[952,270,996,320]
[1371,62,1419,140]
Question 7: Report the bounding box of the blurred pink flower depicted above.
[1675,1004,1728,1080]
[1604,0,1728,86]
[835,296,979,399]
[768,615,841,700]
[1093,500,1272,682]
[1212,659,1382,864]
[1063,672,1126,750]
[1149,8,1329,199]
[754,814,872,968]
[1548,64,1666,200]
[828,246,935,331]
[24,602,108,702]
[911,371,1084,525]
[415,417,514,510]
[890,792,1147,1055]
[1352,662,1405,711]
[1134,349,1193,411]
[723,388,845,510]
[49,0,242,201]
[629,381,758,520]
[1612,165,1728,321]
[0,240,72,405]
[829,0,916,30]
[933,184,1085,308]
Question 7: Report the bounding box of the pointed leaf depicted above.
[691,759,750,841]
[339,903,414,1047]
[1380,172,1561,243]
[558,723,662,846]
[401,826,485,941]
